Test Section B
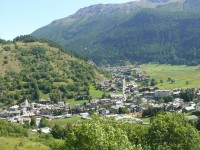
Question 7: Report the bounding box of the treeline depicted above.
[13,35,88,61]
[49,113,200,150]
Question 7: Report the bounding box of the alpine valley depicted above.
[1,1,200,150]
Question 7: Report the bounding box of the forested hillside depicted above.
[0,36,104,108]
[32,0,200,65]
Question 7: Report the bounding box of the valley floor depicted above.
[137,64,200,89]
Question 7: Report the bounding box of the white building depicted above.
[155,90,170,98]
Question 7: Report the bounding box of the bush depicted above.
[3,60,8,64]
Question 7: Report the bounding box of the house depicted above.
[110,105,120,114]
[136,104,143,112]
[112,100,123,106]
[39,99,51,105]
[8,105,19,111]
[196,103,200,112]
[182,106,196,113]
[75,91,88,100]
[110,93,124,101]
[173,89,181,95]
[80,112,89,117]
[0,110,21,118]
[40,127,51,134]
[58,101,65,107]
[130,105,138,113]
[143,91,155,99]
[98,108,107,116]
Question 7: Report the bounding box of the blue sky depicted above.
[0,0,135,40]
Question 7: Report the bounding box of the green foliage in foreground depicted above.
[63,116,135,150]
[60,113,200,150]
[0,137,50,150]
[1,113,200,150]
[147,113,200,150]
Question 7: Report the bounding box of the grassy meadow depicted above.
[89,85,109,98]
[137,64,200,89]
[65,99,88,105]
[0,137,50,150]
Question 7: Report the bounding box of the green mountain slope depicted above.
[0,36,104,107]
[32,0,200,65]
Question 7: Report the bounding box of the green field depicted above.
[89,85,108,98]
[51,116,82,127]
[65,99,88,105]
[0,137,50,150]
[137,64,200,89]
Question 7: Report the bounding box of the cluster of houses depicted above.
[1,65,200,129]
[0,99,68,124]
[95,66,200,120]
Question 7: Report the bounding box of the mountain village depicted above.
[1,65,200,133]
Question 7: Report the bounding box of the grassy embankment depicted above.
[137,64,200,89]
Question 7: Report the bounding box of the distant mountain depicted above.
[147,0,170,2]
[32,0,200,65]
[0,35,104,106]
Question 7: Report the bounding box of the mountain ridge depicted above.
[32,0,200,65]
